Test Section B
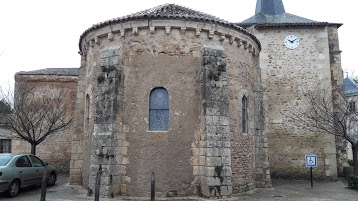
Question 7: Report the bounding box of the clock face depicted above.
[284,35,300,49]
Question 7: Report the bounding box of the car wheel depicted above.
[47,172,57,186]
[7,180,20,197]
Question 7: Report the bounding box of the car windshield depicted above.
[0,155,13,166]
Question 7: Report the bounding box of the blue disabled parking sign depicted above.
[305,154,317,167]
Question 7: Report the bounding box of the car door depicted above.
[27,155,46,185]
[15,156,35,186]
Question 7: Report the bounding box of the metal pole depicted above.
[310,167,313,188]
[40,169,48,201]
[95,165,102,201]
[151,172,155,201]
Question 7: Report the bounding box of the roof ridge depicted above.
[16,68,79,76]
[102,3,230,26]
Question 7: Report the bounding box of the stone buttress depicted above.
[88,46,124,196]
[200,46,232,197]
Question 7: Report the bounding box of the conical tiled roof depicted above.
[256,0,285,15]
[79,4,258,50]
[127,3,229,23]
[239,0,316,26]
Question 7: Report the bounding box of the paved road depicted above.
[0,173,89,201]
[0,174,357,201]
[234,179,358,201]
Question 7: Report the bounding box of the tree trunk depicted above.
[31,143,37,155]
[353,145,358,176]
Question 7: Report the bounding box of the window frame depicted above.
[0,139,11,153]
[28,155,46,167]
[85,94,90,133]
[242,96,248,133]
[149,87,169,131]
[15,156,32,168]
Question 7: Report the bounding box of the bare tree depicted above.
[285,85,358,175]
[0,84,73,155]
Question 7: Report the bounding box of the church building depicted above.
[64,0,343,198]
[239,0,344,179]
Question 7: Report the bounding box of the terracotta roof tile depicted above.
[79,4,259,51]
[16,68,78,76]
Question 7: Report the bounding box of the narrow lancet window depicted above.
[242,96,248,133]
[85,94,90,133]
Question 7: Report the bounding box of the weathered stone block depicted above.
[205,157,221,166]
[222,167,232,176]
[191,156,199,165]
[206,177,221,186]
[199,156,206,166]
[220,148,231,157]
[122,175,131,183]
[199,148,205,156]
[222,157,231,166]
[220,185,233,196]
[219,116,229,126]
[205,167,216,177]
[192,148,200,156]
[121,157,128,165]
[193,166,200,175]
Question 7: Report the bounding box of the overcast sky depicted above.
[0,0,357,89]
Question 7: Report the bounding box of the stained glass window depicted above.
[149,88,169,131]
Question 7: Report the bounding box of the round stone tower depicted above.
[70,4,268,198]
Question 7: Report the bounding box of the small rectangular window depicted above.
[0,139,11,153]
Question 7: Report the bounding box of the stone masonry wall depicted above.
[254,87,271,188]
[73,18,263,198]
[87,46,124,197]
[70,55,87,184]
[252,26,338,178]
[327,26,345,176]
[200,46,232,197]
[13,74,78,172]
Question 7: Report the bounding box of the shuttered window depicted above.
[149,88,169,131]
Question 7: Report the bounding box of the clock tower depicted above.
[238,0,344,179]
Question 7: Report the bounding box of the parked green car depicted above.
[0,153,58,197]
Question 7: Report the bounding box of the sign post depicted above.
[305,154,317,188]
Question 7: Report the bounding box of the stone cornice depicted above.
[79,19,261,57]
[79,4,261,53]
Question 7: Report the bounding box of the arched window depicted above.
[85,94,90,133]
[149,88,169,131]
[242,96,247,133]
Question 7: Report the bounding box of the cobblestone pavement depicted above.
[0,174,357,201]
